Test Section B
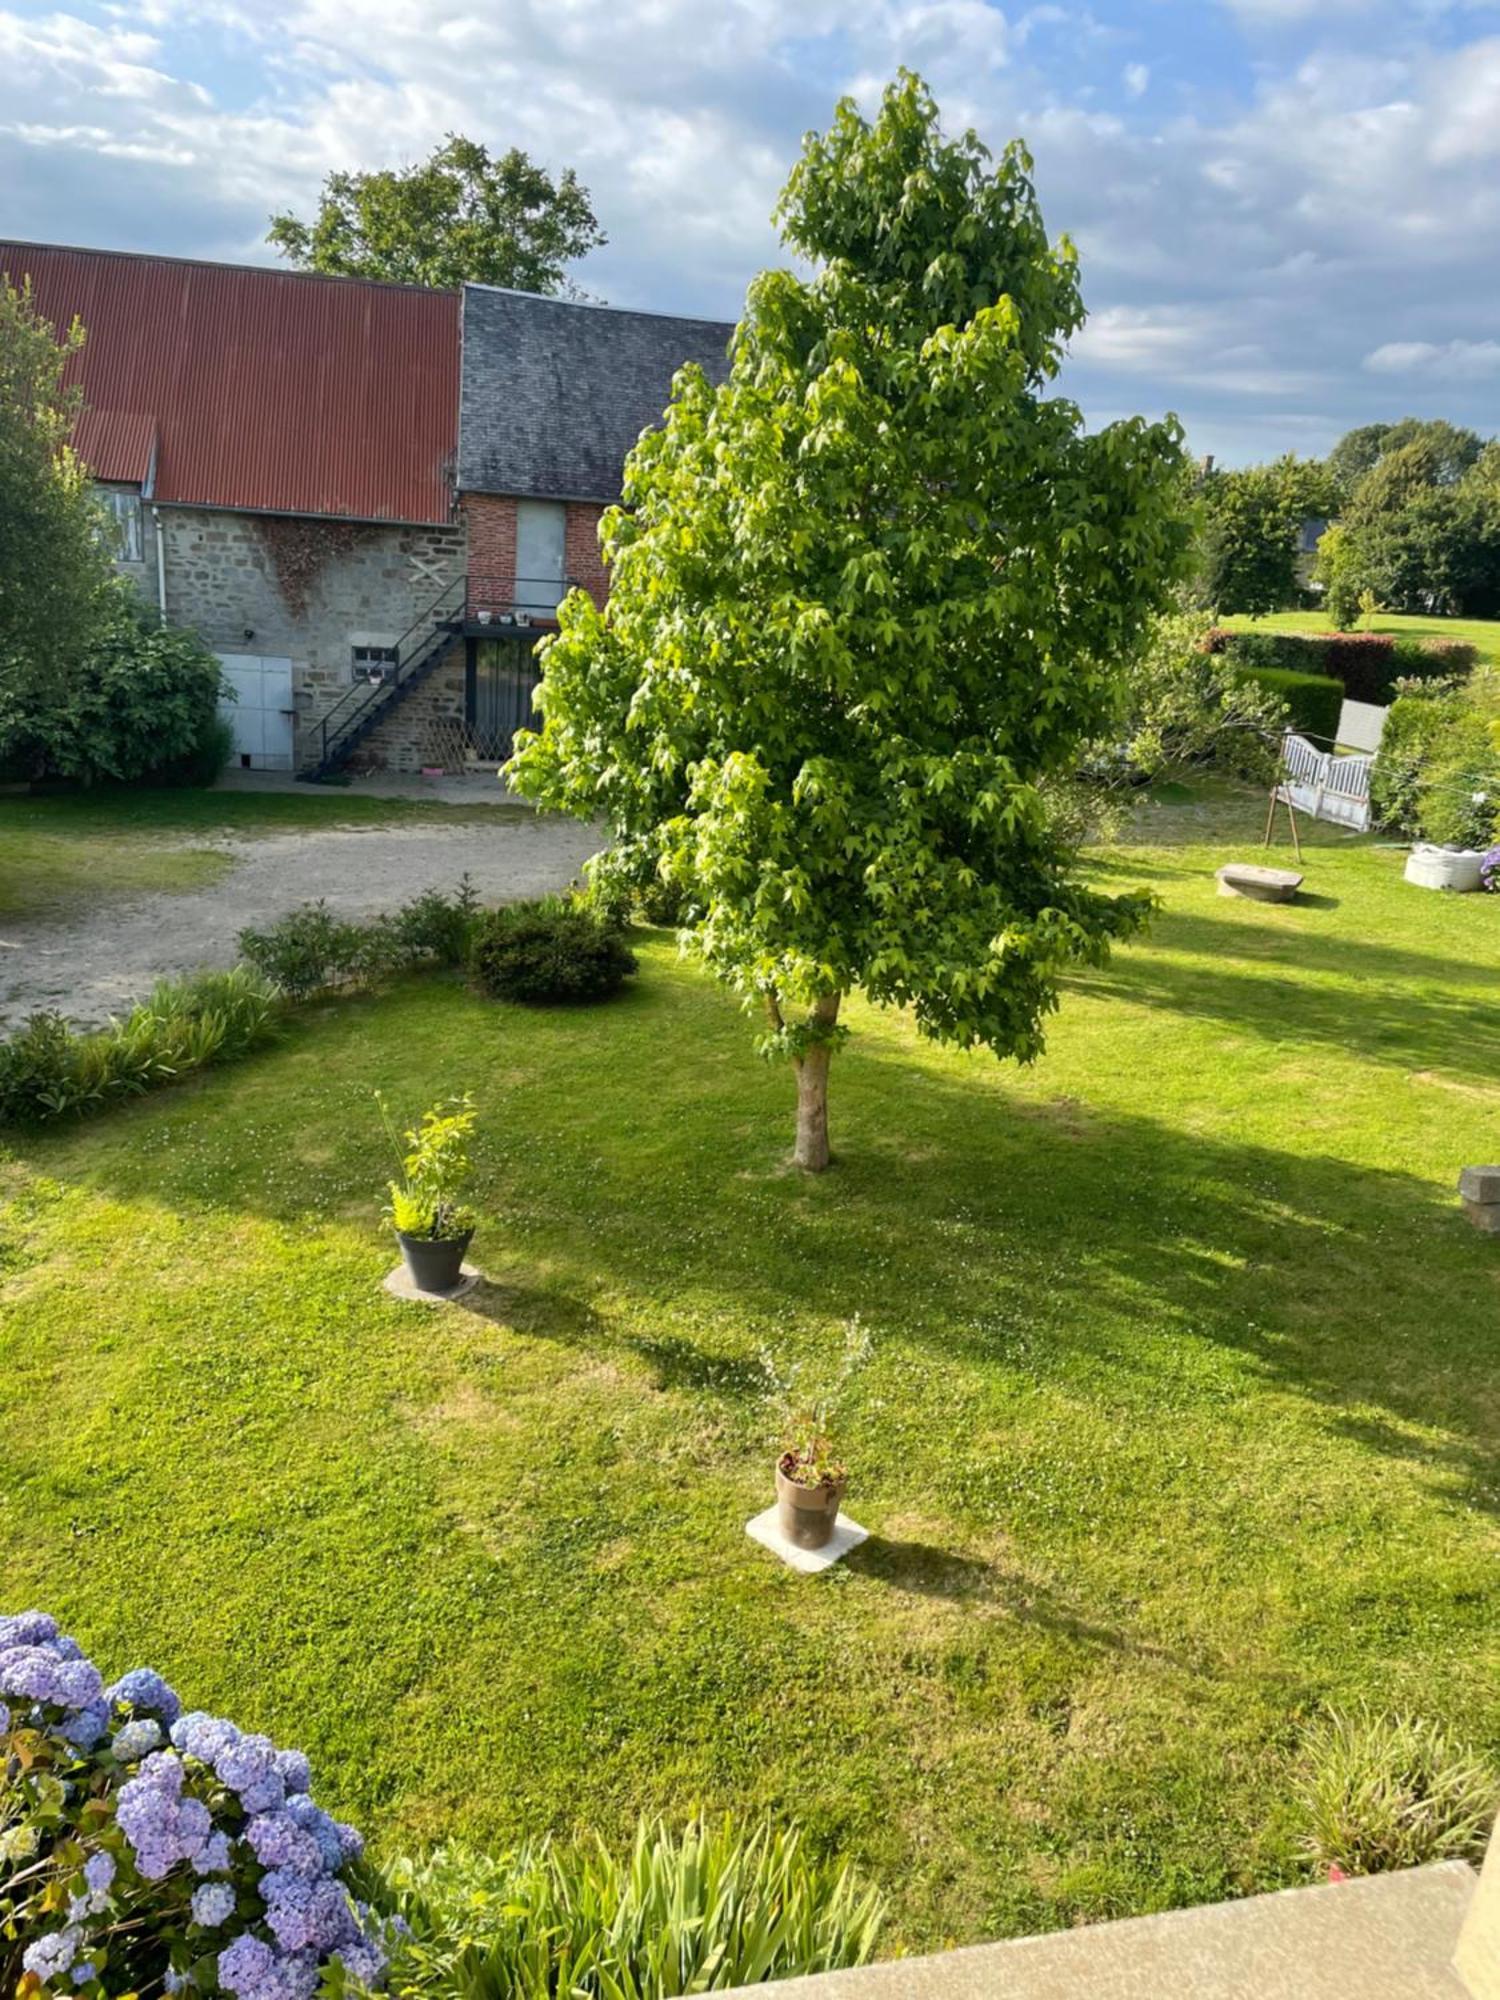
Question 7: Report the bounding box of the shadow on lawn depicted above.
[1073,906,1500,1083]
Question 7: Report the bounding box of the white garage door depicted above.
[217,654,295,772]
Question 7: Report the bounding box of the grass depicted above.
[0,788,518,924]
[2,783,1498,1952]
[1222,608,1500,664]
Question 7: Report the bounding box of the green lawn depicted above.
[1222,608,1500,664]
[2,786,1498,1952]
[0,788,517,923]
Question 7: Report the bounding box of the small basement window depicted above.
[98,490,143,563]
[352,644,398,681]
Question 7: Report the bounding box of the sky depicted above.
[2,0,1499,465]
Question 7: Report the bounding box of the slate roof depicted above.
[0,241,459,523]
[458,285,735,503]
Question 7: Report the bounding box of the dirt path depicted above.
[0,814,602,1028]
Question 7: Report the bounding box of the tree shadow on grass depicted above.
[850,1537,1205,1672]
[1071,908,1500,1083]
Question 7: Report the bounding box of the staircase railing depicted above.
[303,572,582,775]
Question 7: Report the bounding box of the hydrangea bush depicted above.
[0,1612,384,2000]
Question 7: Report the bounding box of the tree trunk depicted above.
[791,993,841,1172]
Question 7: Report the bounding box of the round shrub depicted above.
[0,1611,383,1999]
[469,896,638,1005]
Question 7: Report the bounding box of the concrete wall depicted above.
[135,505,464,769]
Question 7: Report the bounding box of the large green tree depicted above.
[268,134,605,294]
[0,278,114,770]
[1195,455,1337,614]
[507,74,1190,1171]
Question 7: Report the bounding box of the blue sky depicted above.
[2,0,1499,463]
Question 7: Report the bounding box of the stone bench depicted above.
[1459,1166,1500,1234]
[1216,863,1304,903]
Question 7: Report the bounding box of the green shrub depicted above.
[1296,1707,1496,1877]
[1206,628,1469,705]
[373,1816,886,2000]
[7,581,229,786]
[1230,665,1343,743]
[470,896,638,1005]
[0,969,281,1125]
[238,899,369,999]
[1369,679,1467,835]
[240,882,481,998]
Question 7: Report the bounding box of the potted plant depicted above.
[761,1319,872,1551]
[379,1092,478,1293]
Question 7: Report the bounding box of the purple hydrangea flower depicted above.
[193,1830,234,1877]
[0,1643,105,1711]
[84,1852,116,1897]
[192,1881,237,1928]
[216,1734,285,1815]
[107,1668,183,1727]
[0,1611,58,1648]
[59,1699,112,1750]
[171,1711,239,1765]
[116,1752,211,1879]
[1479,844,1500,892]
[0,1701,9,1734]
[273,1748,311,1795]
[217,1933,277,1996]
[22,1926,84,1983]
[112,1718,164,1761]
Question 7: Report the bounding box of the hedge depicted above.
[1204,629,1477,706]
[1229,665,1344,744]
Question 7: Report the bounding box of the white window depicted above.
[98,490,143,563]
[352,644,398,682]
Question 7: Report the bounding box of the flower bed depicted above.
[0,1612,382,2000]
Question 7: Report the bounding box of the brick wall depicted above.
[565,502,609,606]
[462,493,517,594]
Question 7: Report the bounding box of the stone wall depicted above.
[139,505,464,769]
[353,644,470,772]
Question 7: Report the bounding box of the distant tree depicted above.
[1326,423,1393,499]
[1197,456,1336,614]
[268,134,606,294]
[1338,432,1500,617]
[0,278,114,772]
[1312,523,1362,629]
[507,74,1190,1171]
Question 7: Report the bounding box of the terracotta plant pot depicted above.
[775,1458,847,1550]
[395,1228,473,1296]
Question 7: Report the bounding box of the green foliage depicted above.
[239,881,480,999]
[760,1317,873,1488]
[1296,1708,1496,1877]
[1229,666,1343,744]
[1196,456,1336,616]
[267,133,606,294]
[380,1093,477,1240]
[1049,609,1282,842]
[1320,421,1500,620]
[508,74,1189,1157]
[10,579,229,786]
[0,968,281,1124]
[374,1817,886,1999]
[1312,523,1361,631]
[468,896,639,1005]
[0,278,115,770]
[1370,671,1500,843]
[1208,627,1464,706]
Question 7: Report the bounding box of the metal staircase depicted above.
[297,574,570,781]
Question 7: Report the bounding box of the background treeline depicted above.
[1196,419,1500,621]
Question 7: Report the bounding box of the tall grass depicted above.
[1296,1707,1497,1877]
[374,1816,887,1999]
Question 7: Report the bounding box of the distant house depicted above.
[1297,516,1331,589]
[0,240,733,775]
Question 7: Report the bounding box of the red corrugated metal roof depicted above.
[73,407,157,486]
[0,242,459,524]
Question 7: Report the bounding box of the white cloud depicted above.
[1365,338,1500,377]
[2,0,1500,462]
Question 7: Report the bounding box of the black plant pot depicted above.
[395,1228,473,1296]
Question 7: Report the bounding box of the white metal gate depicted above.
[216,653,295,772]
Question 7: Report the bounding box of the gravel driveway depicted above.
[0,811,602,1028]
